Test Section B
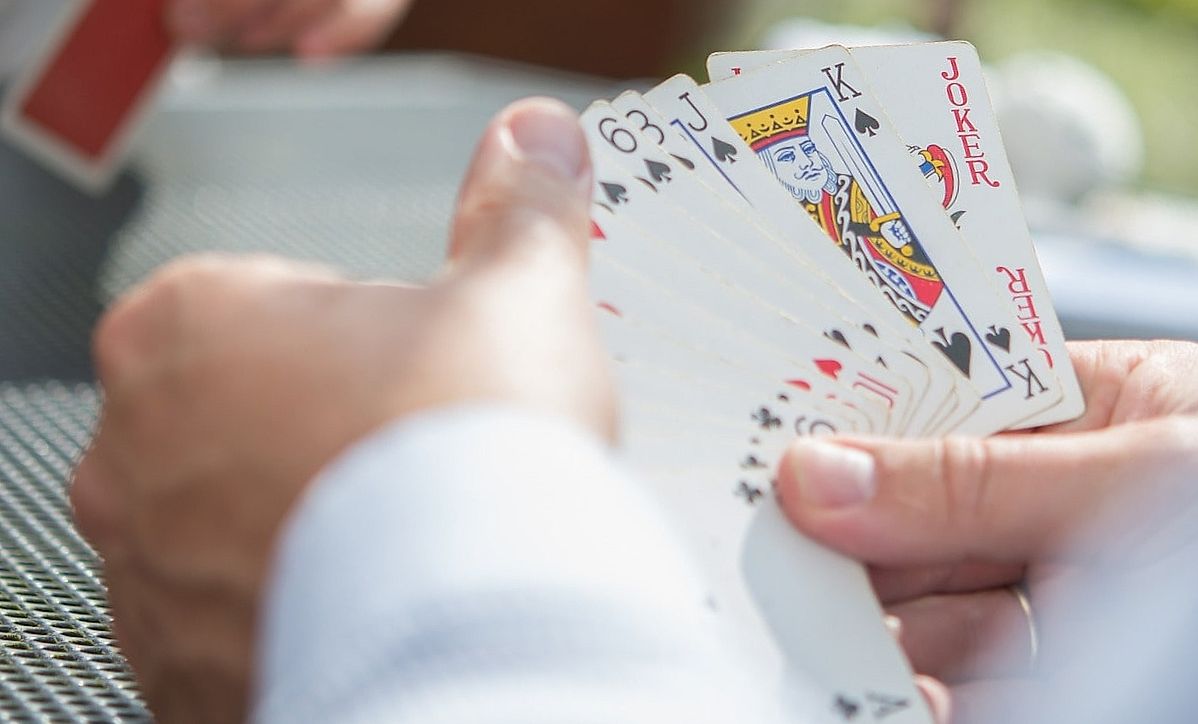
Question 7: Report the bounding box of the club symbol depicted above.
[735,481,765,505]
[711,136,738,163]
[985,325,1012,353]
[866,692,910,719]
[854,109,880,137]
[833,694,862,720]
[752,406,782,430]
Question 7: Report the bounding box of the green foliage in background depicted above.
[728,0,1198,196]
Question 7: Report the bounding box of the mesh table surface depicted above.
[0,54,616,721]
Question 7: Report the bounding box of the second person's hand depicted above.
[168,0,415,59]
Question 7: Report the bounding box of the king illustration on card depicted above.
[728,93,947,329]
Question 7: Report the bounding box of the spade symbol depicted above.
[854,109,880,137]
[670,153,696,170]
[645,159,672,184]
[932,327,973,377]
[985,325,1012,352]
[951,210,967,227]
[601,182,628,205]
[711,136,738,163]
[825,329,851,348]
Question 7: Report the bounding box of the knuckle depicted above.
[93,256,235,385]
[935,437,997,533]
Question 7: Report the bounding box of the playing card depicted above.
[578,39,1086,724]
[581,107,933,720]
[699,48,1063,433]
[639,76,979,436]
[1,0,175,192]
[600,94,949,435]
[708,42,1084,428]
[591,216,890,434]
[584,103,920,431]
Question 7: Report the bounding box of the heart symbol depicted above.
[931,327,973,377]
[815,359,844,380]
[985,325,1012,353]
[854,109,880,137]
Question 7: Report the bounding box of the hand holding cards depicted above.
[588,42,1083,723]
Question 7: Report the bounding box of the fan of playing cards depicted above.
[588,42,1083,723]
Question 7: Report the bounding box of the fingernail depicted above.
[789,441,876,508]
[884,614,903,638]
[504,100,588,183]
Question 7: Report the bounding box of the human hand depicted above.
[776,340,1198,721]
[70,97,609,723]
[168,0,415,59]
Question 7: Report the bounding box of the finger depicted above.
[236,0,333,51]
[776,416,1198,568]
[889,588,1036,684]
[446,97,592,282]
[916,675,952,724]
[870,561,1024,603]
[1045,339,1198,434]
[169,0,270,46]
[294,0,413,59]
[70,443,124,553]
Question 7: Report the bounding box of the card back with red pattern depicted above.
[2,0,175,193]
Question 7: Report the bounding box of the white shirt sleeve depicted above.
[253,406,783,724]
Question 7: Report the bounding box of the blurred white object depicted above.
[990,52,1144,207]
[762,19,934,52]
[0,0,69,80]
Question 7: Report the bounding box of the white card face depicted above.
[590,212,890,435]
[589,209,887,424]
[600,95,957,436]
[640,75,980,435]
[708,42,1083,428]
[696,49,1063,433]
[583,111,931,723]
[583,101,921,434]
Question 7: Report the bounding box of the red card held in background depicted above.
[1,0,175,192]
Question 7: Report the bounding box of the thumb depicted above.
[447,97,593,281]
[776,417,1198,567]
